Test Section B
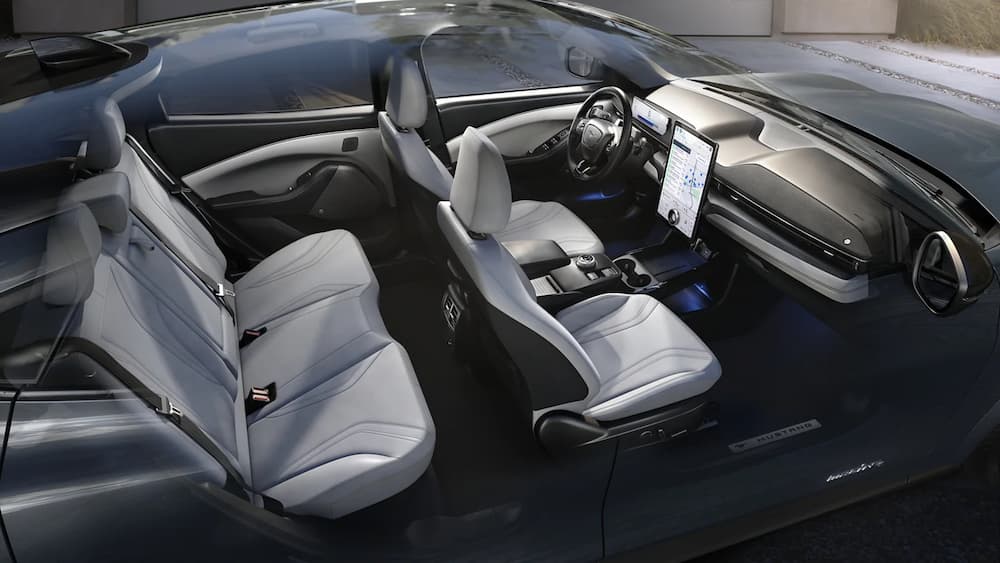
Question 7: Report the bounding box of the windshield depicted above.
[537,1,746,85]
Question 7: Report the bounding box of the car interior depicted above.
[3,20,998,556]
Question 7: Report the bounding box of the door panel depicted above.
[183,129,391,203]
[149,112,377,176]
[202,158,396,257]
[148,111,402,261]
[434,89,592,141]
[444,103,581,161]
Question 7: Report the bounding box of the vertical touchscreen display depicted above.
[657,124,717,239]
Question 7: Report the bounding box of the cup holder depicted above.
[614,258,653,288]
[615,258,636,274]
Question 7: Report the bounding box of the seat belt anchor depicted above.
[239,327,267,348]
[216,283,236,298]
[155,396,183,422]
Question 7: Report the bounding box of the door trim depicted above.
[165,104,376,124]
[435,85,596,108]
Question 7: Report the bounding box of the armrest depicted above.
[502,240,571,278]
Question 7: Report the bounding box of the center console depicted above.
[502,239,622,302]
[539,254,621,295]
[501,102,723,309]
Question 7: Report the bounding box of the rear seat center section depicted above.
[44,98,435,520]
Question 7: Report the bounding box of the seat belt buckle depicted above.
[245,382,276,416]
[216,283,235,298]
[239,327,267,348]
[155,396,183,422]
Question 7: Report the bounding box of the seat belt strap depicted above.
[124,135,262,263]
[130,207,237,322]
[58,337,253,497]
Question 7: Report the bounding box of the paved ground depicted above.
[685,38,1000,125]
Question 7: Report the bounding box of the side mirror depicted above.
[30,36,130,72]
[912,231,994,316]
[567,47,603,79]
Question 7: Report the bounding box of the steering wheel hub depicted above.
[567,86,633,182]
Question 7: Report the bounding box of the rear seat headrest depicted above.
[63,173,131,234]
[43,205,101,306]
[450,127,511,235]
[386,58,428,130]
[83,98,126,171]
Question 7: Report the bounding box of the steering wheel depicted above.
[567,86,633,182]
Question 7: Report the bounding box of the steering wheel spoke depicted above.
[567,87,632,182]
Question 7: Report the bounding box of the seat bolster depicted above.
[378,112,453,201]
[558,294,720,421]
[500,201,604,256]
[583,369,717,421]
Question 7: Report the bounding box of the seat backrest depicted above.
[378,58,453,201]
[45,173,250,481]
[86,98,229,281]
[437,127,599,420]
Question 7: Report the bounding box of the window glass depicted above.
[422,24,592,97]
[160,39,371,115]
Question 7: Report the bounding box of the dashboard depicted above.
[625,84,899,304]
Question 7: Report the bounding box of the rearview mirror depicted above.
[567,47,603,79]
[912,231,994,316]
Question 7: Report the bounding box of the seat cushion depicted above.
[234,230,378,332]
[247,342,434,519]
[556,293,720,421]
[498,200,605,256]
[240,291,391,420]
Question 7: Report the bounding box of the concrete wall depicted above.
[12,0,134,34]
[584,0,774,37]
[137,0,259,23]
[777,0,899,35]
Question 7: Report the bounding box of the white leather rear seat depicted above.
[56,100,435,519]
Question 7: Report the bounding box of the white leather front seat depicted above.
[379,58,605,257]
[438,127,721,433]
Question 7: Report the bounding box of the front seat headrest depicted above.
[450,127,511,235]
[83,98,126,170]
[386,58,428,130]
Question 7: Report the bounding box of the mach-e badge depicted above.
[826,460,885,483]
[728,419,821,453]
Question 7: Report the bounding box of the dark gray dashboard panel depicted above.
[642,82,896,272]
[717,149,893,262]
